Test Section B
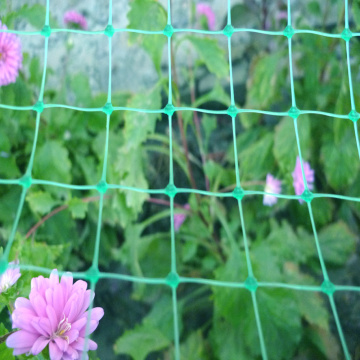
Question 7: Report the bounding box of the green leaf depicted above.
[240,132,274,180]
[353,0,360,29]
[26,191,59,215]
[17,240,66,270]
[123,84,161,149]
[68,198,88,219]
[185,36,229,78]
[69,73,92,107]
[242,51,287,128]
[0,324,15,360]
[33,140,72,184]
[180,331,206,360]
[114,325,171,360]
[321,130,359,190]
[127,0,167,72]
[274,115,311,173]
[318,221,356,265]
[193,81,231,108]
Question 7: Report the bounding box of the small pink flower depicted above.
[0,21,22,87]
[292,156,314,203]
[263,174,282,206]
[174,204,190,231]
[196,3,216,31]
[63,10,88,30]
[0,261,21,294]
[6,269,104,360]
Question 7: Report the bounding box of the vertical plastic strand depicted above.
[345,42,355,111]
[328,295,351,360]
[38,38,49,102]
[92,194,104,270]
[293,118,309,192]
[354,122,360,160]
[45,0,50,26]
[167,0,171,25]
[101,115,111,181]
[167,37,172,105]
[3,189,27,260]
[172,287,180,360]
[227,0,231,25]
[228,37,235,106]
[307,203,329,281]
[25,113,41,177]
[107,35,112,103]
[287,0,292,26]
[108,0,113,26]
[231,117,241,189]
[344,0,349,28]
[288,40,296,109]
[251,292,268,360]
[168,115,174,185]
[237,201,253,277]
[170,197,176,273]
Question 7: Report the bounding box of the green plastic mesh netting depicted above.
[1,0,360,359]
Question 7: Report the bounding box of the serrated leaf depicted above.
[68,198,88,219]
[185,36,229,78]
[33,140,72,184]
[318,221,356,265]
[26,191,59,215]
[321,130,359,190]
[69,73,92,107]
[114,325,170,360]
[241,51,286,128]
[123,84,161,150]
[127,0,167,72]
[274,115,310,173]
[240,132,274,180]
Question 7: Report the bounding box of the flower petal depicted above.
[6,330,39,348]
[49,340,63,360]
[31,336,50,355]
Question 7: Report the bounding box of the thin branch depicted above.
[170,41,199,199]
[25,195,107,239]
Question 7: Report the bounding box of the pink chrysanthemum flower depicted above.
[263,173,282,206]
[6,270,104,360]
[0,21,22,87]
[196,3,216,31]
[0,261,21,294]
[292,156,315,203]
[174,204,190,232]
[63,10,88,30]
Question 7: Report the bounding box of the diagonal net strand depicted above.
[0,0,359,359]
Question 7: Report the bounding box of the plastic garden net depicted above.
[0,0,360,359]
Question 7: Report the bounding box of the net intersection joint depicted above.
[166,271,180,288]
[245,276,258,292]
[341,28,352,42]
[41,25,51,37]
[104,25,115,38]
[283,25,295,39]
[232,186,244,200]
[223,25,234,38]
[348,110,359,123]
[165,183,177,198]
[163,24,174,38]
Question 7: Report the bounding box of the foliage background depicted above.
[1,0,360,359]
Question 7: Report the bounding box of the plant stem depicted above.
[25,195,107,239]
[188,64,210,191]
[170,41,199,199]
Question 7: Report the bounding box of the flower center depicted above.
[52,315,71,343]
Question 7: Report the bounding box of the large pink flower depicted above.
[63,10,88,30]
[196,3,216,31]
[6,270,104,360]
[0,21,22,87]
